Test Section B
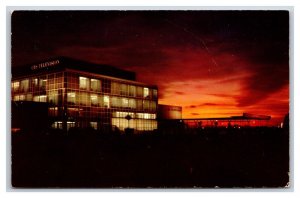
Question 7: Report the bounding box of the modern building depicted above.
[11,57,158,133]
[157,104,182,120]
[157,105,183,135]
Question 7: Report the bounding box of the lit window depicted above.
[33,96,38,102]
[12,81,20,92]
[114,112,135,119]
[122,98,129,108]
[20,79,29,92]
[79,92,89,106]
[129,85,136,96]
[13,95,20,101]
[13,94,25,101]
[67,121,75,131]
[137,87,143,97]
[55,75,63,89]
[104,95,110,108]
[111,97,121,107]
[39,78,47,89]
[90,94,98,106]
[143,87,149,98]
[48,90,58,105]
[33,78,38,87]
[152,114,156,119]
[111,82,120,95]
[150,101,157,111]
[51,121,63,129]
[48,107,58,116]
[129,99,137,109]
[144,113,150,119]
[111,97,118,107]
[67,92,76,105]
[137,100,143,110]
[136,113,143,119]
[79,77,89,89]
[40,95,47,102]
[33,95,47,102]
[91,79,101,92]
[114,112,120,117]
[143,100,150,110]
[120,84,128,95]
[90,122,98,130]
[135,113,156,120]
[26,94,32,101]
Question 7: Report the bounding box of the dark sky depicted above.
[11,10,289,124]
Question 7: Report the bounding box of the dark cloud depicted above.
[208,93,238,98]
[185,103,233,108]
[188,105,197,108]
[202,103,219,106]
[174,91,185,95]
[236,62,289,107]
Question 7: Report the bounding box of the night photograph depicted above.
[10,10,290,188]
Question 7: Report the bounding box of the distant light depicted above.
[12,128,21,133]
[280,122,284,128]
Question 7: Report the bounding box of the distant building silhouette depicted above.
[173,113,271,129]
[158,104,182,120]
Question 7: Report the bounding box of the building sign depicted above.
[31,60,60,70]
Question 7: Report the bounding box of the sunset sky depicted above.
[11,11,289,125]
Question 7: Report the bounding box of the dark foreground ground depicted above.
[11,127,289,188]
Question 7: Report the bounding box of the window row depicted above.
[78,76,157,99]
[49,107,119,118]
[111,82,157,99]
[50,119,157,132]
[13,92,157,111]
[112,111,156,119]
[67,92,157,110]
[12,76,158,100]
[112,118,157,131]
[12,76,63,93]
[13,94,47,102]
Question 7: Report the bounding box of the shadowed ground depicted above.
[11,127,289,188]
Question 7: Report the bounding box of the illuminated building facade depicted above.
[11,57,158,132]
